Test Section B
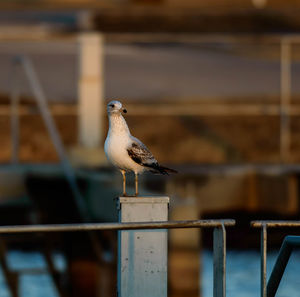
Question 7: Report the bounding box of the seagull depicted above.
[104,100,177,197]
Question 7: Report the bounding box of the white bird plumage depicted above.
[104,100,177,196]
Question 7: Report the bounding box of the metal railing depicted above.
[0,219,235,233]
[251,220,300,297]
[0,219,235,297]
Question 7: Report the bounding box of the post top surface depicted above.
[118,196,169,204]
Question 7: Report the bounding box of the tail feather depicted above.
[146,163,178,175]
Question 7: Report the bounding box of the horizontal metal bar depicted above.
[0,219,235,234]
[251,220,300,228]
[282,235,300,246]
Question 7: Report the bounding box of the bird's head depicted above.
[107,100,127,115]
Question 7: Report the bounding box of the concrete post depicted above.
[78,32,104,148]
[117,197,169,297]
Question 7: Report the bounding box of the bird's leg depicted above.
[121,170,127,197]
[135,173,139,197]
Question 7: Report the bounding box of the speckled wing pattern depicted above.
[127,137,157,167]
[127,137,177,175]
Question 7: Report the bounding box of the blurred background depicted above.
[0,0,300,297]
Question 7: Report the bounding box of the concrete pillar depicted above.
[78,32,104,149]
[117,197,169,297]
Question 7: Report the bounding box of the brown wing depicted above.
[127,137,177,175]
[127,138,157,167]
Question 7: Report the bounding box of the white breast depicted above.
[105,113,146,174]
[104,133,145,173]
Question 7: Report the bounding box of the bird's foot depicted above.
[122,192,128,197]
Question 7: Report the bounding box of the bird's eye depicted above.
[110,104,115,108]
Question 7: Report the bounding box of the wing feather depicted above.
[127,138,157,166]
[127,137,177,175]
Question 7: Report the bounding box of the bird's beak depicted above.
[122,108,127,114]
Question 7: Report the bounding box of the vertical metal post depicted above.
[280,38,291,163]
[78,32,104,148]
[118,197,169,297]
[213,224,226,297]
[261,224,267,297]
[10,58,21,164]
